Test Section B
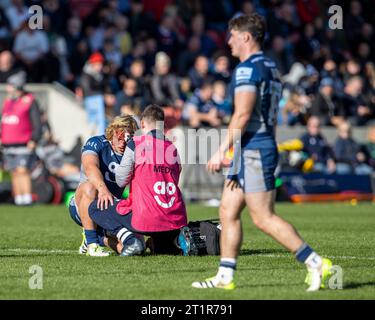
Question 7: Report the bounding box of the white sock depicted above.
[22,194,32,205]
[305,252,323,269]
[216,258,236,284]
[15,195,23,205]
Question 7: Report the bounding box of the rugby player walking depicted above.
[192,14,332,291]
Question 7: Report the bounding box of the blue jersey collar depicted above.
[243,51,264,62]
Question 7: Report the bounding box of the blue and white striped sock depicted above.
[217,258,236,284]
[295,243,322,268]
[116,227,134,246]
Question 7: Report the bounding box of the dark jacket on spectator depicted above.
[334,137,360,164]
[310,92,344,125]
[114,92,145,116]
[80,64,104,98]
[338,93,371,126]
[188,67,213,91]
[300,133,335,164]
[364,142,375,168]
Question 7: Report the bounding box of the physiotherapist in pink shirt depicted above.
[89,104,197,256]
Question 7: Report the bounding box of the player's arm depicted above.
[82,152,114,210]
[28,100,42,150]
[116,140,135,188]
[82,154,105,190]
[207,90,257,173]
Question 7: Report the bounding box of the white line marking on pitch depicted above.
[2,248,76,254]
[1,248,375,260]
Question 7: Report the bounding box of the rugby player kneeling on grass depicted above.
[68,115,139,256]
[88,104,197,256]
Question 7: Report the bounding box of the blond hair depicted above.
[105,115,138,141]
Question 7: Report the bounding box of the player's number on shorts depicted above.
[153,181,176,209]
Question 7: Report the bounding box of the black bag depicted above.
[188,219,221,255]
[31,160,65,204]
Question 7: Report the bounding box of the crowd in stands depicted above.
[286,117,375,175]
[0,0,374,175]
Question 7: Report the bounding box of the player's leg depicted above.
[245,191,332,291]
[246,190,305,251]
[242,147,305,250]
[244,146,332,291]
[219,180,246,260]
[192,179,245,289]
[103,236,123,254]
[10,169,22,205]
[88,200,145,256]
[75,182,109,256]
[6,152,32,206]
[16,166,32,205]
[75,182,96,230]
[97,227,123,253]
[16,152,34,205]
[68,196,87,254]
[68,197,123,254]
[11,166,32,205]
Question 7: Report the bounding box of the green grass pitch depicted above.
[0,202,374,300]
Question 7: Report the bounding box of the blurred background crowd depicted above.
[0,0,374,177]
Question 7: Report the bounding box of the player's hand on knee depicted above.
[97,185,114,210]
